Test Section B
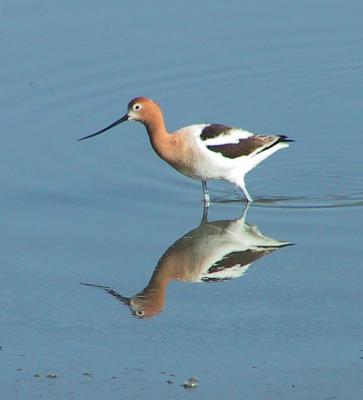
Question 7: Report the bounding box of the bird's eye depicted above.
[135,310,145,317]
[133,103,142,111]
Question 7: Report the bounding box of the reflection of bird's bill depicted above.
[81,282,130,305]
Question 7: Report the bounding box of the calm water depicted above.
[1,1,363,399]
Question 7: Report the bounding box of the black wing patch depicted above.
[206,135,290,159]
[200,124,232,141]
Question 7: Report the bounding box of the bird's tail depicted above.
[278,135,294,143]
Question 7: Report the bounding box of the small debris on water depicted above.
[82,372,93,377]
[46,373,58,379]
[183,377,198,389]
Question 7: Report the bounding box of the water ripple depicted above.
[213,194,363,210]
[211,173,363,210]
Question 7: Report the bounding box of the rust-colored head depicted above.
[126,97,162,125]
[78,96,162,141]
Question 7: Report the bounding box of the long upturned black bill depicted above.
[78,114,129,141]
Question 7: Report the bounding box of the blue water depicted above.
[1,0,363,399]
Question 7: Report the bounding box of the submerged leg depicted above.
[200,203,209,224]
[201,180,210,207]
[241,202,250,221]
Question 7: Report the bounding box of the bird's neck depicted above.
[144,114,172,158]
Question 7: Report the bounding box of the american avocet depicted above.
[79,97,293,204]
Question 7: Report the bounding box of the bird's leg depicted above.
[239,182,253,203]
[200,204,209,225]
[201,180,210,207]
[240,202,250,222]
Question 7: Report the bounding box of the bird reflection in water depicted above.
[82,206,292,319]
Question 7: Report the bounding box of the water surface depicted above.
[1,0,362,399]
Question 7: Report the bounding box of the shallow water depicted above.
[1,0,363,399]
